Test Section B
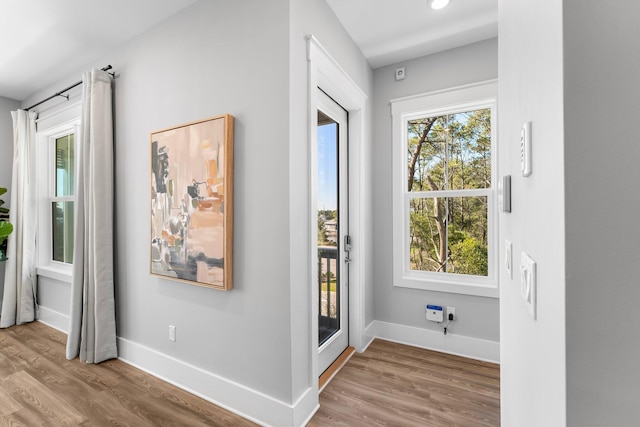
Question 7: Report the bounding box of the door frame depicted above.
[307,35,368,387]
[316,89,350,374]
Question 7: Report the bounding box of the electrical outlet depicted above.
[169,325,176,342]
[447,307,456,321]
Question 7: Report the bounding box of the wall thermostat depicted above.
[395,67,405,81]
[521,121,532,177]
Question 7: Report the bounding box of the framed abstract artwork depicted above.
[150,114,234,290]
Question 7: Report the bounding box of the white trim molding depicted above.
[37,306,70,333]
[391,80,499,298]
[32,319,316,427]
[307,36,369,364]
[365,320,500,364]
[117,337,316,427]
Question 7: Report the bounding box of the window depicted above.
[52,133,75,263]
[392,81,498,297]
[36,113,80,281]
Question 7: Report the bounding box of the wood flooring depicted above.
[0,321,255,426]
[319,347,355,390]
[309,339,500,427]
[0,322,500,426]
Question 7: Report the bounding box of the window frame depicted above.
[391,80,498,298]
[36,114,80,283]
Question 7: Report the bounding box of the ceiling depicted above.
[0,0,497,102]
[326,0,498,69]
[0,0,198,101]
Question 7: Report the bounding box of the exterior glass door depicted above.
[317,89,349,375]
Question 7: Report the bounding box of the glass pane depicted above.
[407,109,491,192]
[317,110,340,346]
[407,116,446,192]
[52,201,74,263]
[447,110,491,190]
[447,196,488,276]
[409,196,488,276]
[55,134,74,197]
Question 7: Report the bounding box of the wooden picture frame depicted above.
[150,114,234,290]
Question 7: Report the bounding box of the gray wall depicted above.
[0,96,20,297]
[28,0,294,403]
[26,0,372,421]
[499,0,566,425]
[289,0,374,402]
[111,0,294,402]
[564,1,640,425]
[371,38,500,343]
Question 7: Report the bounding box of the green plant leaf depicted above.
[0,187,6,196]
[0,221,13,239]
[0,207,8,213]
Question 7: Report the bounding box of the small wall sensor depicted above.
[395,67,406,81]
[426,304,444,322]
[521,122,532,177]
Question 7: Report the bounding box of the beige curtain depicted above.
[66,69,117,363]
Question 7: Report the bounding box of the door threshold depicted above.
[319,346,355,391]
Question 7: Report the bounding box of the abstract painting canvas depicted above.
[150,114,234,290]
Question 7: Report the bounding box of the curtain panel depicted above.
[66,69,117,363]
[0,110,38,328]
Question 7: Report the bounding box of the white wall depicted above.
[0,96,20,297]
[564,1,640,425]
[498,0,566,425]
[371,39,500,358]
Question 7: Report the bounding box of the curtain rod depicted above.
[24,65,114,112]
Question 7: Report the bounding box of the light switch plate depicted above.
[520,252,537,320]
[505,240,513,279]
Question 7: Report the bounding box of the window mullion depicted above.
[409,188,490,198]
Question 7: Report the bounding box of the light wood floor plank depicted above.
[0,386,21,416]
[310,339,500,427]
[0,322,256,427]
[0,322,499,426]
[2,371,87,425]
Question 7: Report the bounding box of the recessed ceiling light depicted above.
[429,0,450,10]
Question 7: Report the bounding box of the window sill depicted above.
[37,265,72,284]
[394,274,499,298]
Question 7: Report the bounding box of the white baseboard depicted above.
[365,320,500,364]
[36,306,69,334]
[117,337,316,427]
[360,324,376,353]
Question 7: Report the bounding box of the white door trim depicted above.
[307,35,368,386]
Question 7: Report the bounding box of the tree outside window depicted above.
[407,109,491,277]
